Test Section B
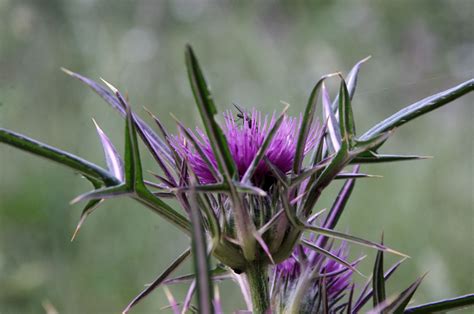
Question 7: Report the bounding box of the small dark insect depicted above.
[233,103,253,128]
[233,103,245,120]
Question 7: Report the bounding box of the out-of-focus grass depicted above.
[0,1,472,313]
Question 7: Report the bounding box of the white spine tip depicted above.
[60,67,74,75]
[100,77,119,94]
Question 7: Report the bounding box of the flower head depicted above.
[171,108,318,186]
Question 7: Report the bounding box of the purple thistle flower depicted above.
[171,108,319,185]
[1,43,472,314]
[272,238,358,313]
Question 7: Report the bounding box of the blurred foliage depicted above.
[0,0,472,313]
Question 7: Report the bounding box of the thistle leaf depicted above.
[70,87,146,204]
[347,284,355,314]
[404,293,474,313]
[289,160,330,188]
[352,152,431,164]
[188,183,214,314]
[194,191,221,242]
[0,123,191,238]
[308,121,327,167]
[185,44,237,180]
[322,82,342,153]
[163,265,229,285]
[120,85,190,231]
[123,93,144,189]
[185,46,257,258]
[252,230,275,264]
[71,199,103,241]
[144,107,183,167]
[368,274,426,314]
[346,56,371,97]
[293,73,337,174]
[315,165,359,248]
[373,235,386,307]
[360,78,474,140]
[95,84,191,233]
[352,131,393,156]
[0,128,118,186]
[62,68,174,165]
[353,258,407,313]
[172,182,266,197]
[302,239,362,276]
[305,224,407,258]
[61,67,125,114]
[258,208,285,235]
[335,172,382,180]
[338,78,356,147]
[302,141,351,214]
[122,248,191,314]
[331,56,371,111]
[70,184,130,204]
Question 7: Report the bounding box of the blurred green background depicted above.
[0,0,472,313]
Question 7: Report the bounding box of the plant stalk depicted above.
[246,262,270,313]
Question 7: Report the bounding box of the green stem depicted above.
[246,262,270,314]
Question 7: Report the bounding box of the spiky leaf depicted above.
[360,79,473,140]
[404,293,474,313]
[122,248,191,314]
[0,128,118,186]
[185,44,237,180]
[293,73,336,173]
[373,236,386,307]
[189,183,214,314]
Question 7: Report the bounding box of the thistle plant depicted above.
[1,45,473,313]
